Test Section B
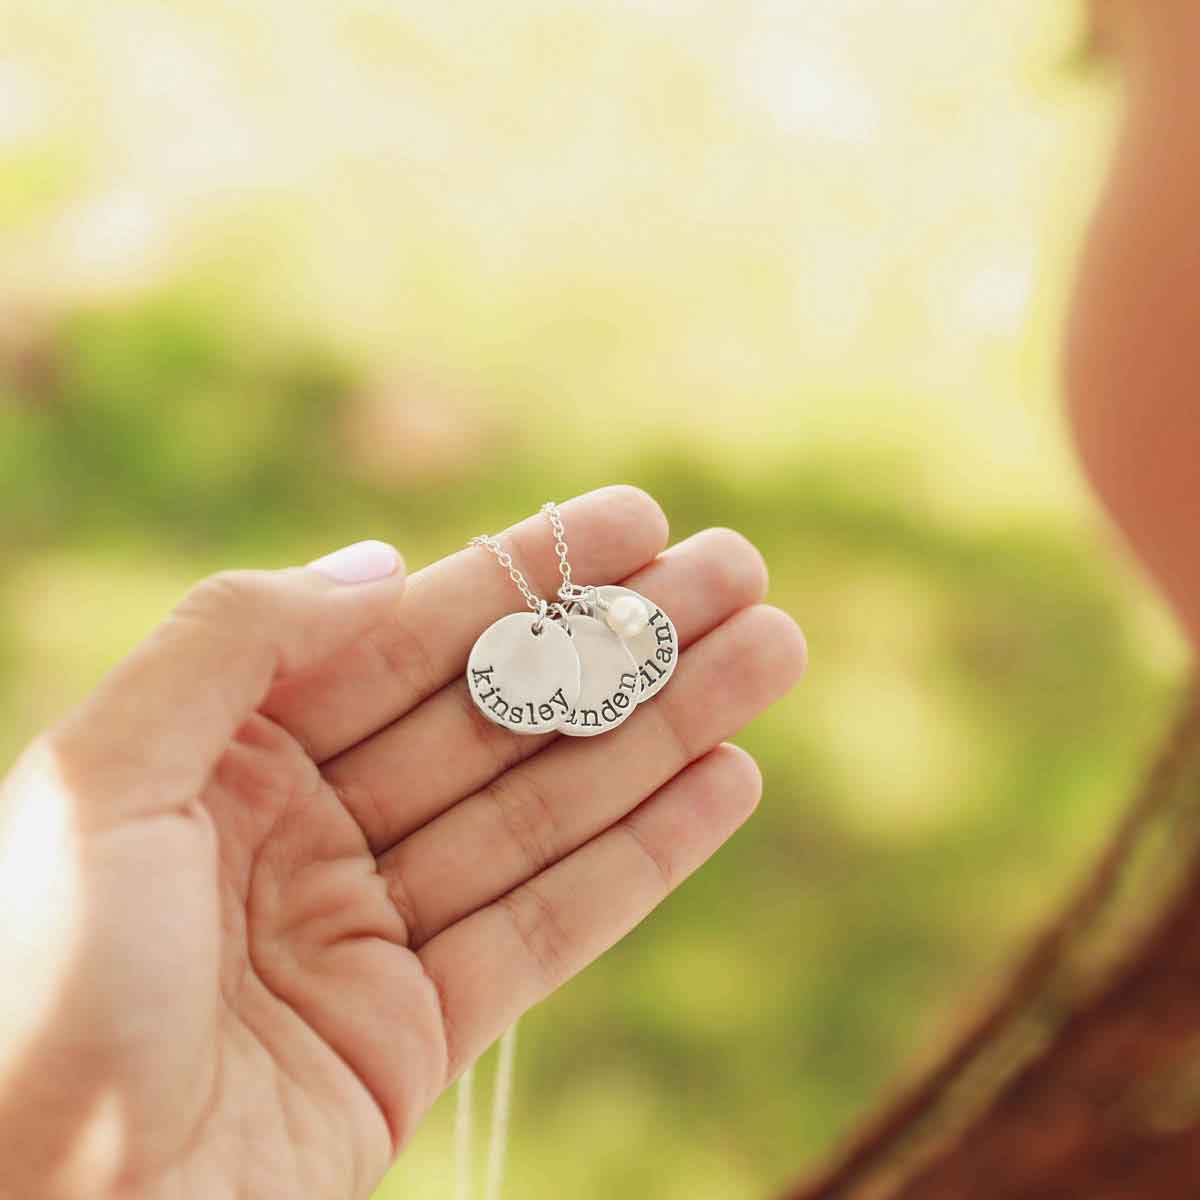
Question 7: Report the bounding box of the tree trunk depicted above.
[784,689,1200,1200]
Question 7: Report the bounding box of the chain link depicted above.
[540,501,573,601]
[468,534,543,612]
[469,501,576,614]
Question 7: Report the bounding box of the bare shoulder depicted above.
[1066,1,1200,653]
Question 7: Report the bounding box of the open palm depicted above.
[0,487,805,1200]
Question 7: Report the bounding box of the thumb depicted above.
[52,540,405,826]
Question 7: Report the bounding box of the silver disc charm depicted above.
[467,612,581,734]
[557,613,642,737]
[593,585,678,702]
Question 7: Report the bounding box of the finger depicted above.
[326,527,769,852]
[380,604,805,946]
[53,542,405,826]
[263,486,669,763]
[419,743,762,1080]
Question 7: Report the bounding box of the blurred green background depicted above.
[0,2,1187,1197]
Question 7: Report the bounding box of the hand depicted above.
[0,487,806,1200]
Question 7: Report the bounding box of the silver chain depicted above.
[469,501,576,618]
[540,501,573,601]
[468,534,543,612]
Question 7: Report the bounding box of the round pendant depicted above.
[467,612,581,734]
[557,613,642,737]
[593,585,678,702]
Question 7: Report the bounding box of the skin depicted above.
[1068,0,1200,653]
[0,486,807,1200]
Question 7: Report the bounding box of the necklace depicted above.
[456,501,679,1200]
[467,502,678,737]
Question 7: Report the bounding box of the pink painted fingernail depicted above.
[308,540,401,584]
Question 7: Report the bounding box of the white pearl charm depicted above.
[604,594,650,639]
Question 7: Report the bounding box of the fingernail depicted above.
[308,540,401,584]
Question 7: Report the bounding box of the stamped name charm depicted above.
[467,611,581,733]
[557,613,642,737]
[591,584,678,702]
[466,501,677,739]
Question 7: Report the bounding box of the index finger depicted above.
[263,486,669,763]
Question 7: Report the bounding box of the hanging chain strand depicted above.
[542,501,604,611]
[461,503,575,1200]
[468,534,544,614]
[540,501,573,602]
[470,502,586,621]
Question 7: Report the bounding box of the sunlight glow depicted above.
[737,39,880,145]
[960,257,1036,334]
[0,60,50,146]
[0,741,82,1068]
[50,1090,127,1198]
